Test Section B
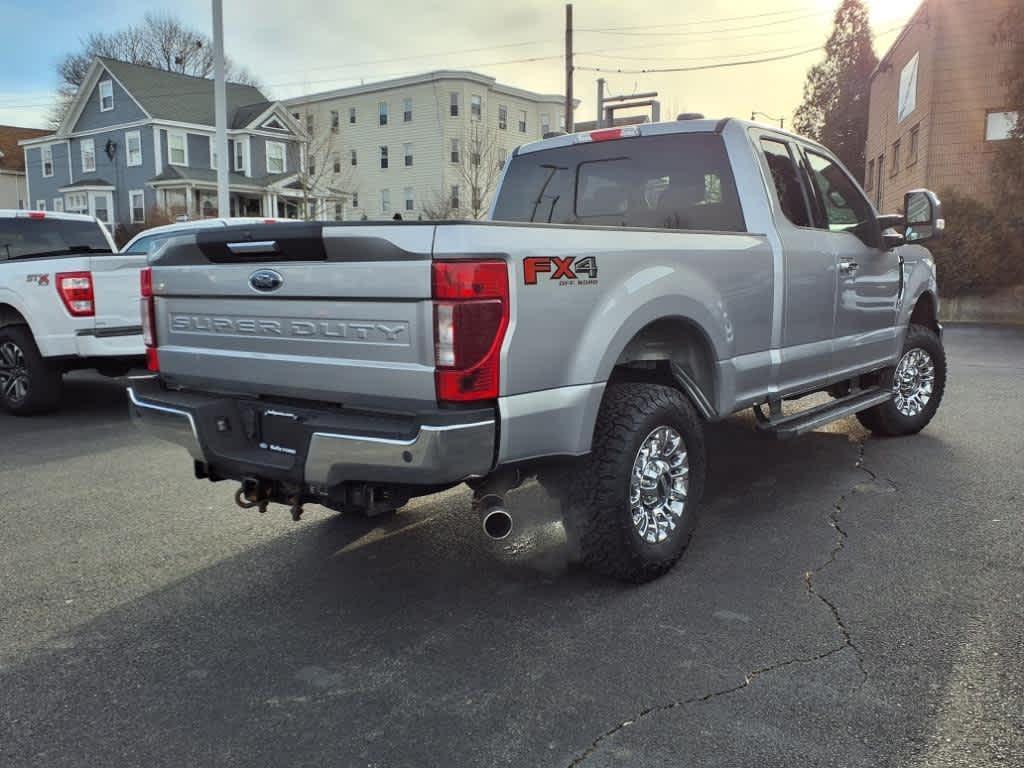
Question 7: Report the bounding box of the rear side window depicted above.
[492,133,745,232]
[0,218,111,261]
[759,138,812,227]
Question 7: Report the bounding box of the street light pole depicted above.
[751,111,785,129]
[212,0,230,218]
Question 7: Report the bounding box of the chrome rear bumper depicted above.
[127,385,496,487]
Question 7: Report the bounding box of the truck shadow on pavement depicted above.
[1,407,967,768]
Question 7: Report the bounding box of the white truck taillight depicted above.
[431,260,509,402]
[140,267,159,371]
[55,271,95,317]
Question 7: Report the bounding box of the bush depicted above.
[929,189,1024,297]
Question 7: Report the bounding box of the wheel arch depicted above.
[0,302,32,333]
[608,316,718,419]
[909,290,940,333]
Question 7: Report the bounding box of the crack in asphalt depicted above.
[566,440,882,767]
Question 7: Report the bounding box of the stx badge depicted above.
[26,274,50,286]
[523,256,598,286]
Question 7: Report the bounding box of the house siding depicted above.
[24,141,72,209]
[72,73,148,133]
[68,128,156,225]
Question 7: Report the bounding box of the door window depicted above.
[759,138,812,227]
[803,150,874,234]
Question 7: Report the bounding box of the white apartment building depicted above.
[284,71,566,220]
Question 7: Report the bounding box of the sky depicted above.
[0,0,922,130]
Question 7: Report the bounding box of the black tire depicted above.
[856,324,946,436]
[0,326,63,416]
[562,383,706,583]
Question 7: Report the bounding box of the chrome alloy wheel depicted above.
[893,347,935,417]
[629,426,689,544]
[0,341,29,403]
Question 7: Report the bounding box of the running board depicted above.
[754,388,891,439]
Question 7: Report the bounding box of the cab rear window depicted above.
[0,218,111,261]
[492,133,745,232]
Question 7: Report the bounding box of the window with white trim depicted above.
[518,110,527,133]
[381,188,391,213]
[334,202,343,220]
[403,97,413,122]
[52,198,63,212]
[897,53,919,123]
[266,141,286,174]
[81,138,96,173]
[498,105,508,130]
[471,94,482,121]
[65,192,87,214]
[380,145,389,169]
[126,130,142,167]
[333,153,341,173]
[36,200,46,211]
[349,107,356,124]
[234,139,245,172]
[379,101,389,126]
[450,185,460,210]
[168,131,187,166]
[99,80,113,112]
[330,110,340,132]
[450,92,460,117]
[404,186,414,212]
[350,148,358,166]
[985,111,1019,141]
[403,142,413,167]
[352,191,358,208]
[450,138,460,164]
[498,147,507,169]
[306,113,314,135]
[41,145,53,177]
[541,113,551,134]
[130,190,145,223]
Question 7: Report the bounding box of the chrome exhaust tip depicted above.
[482,508,514,540]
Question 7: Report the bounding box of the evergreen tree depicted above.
[794,0,878,180]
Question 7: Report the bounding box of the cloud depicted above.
[0,91,56,129]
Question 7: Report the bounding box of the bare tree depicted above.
[51,13,259,126]
[452,122,505,219]
[290,107,357,221]
[420,185,459,220]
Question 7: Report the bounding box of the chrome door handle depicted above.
[839,259,859,275]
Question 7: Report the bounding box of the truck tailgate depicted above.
[151,224,437,408]
[89,253,146,333]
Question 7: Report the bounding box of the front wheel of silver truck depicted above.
[563,383,705,583]
[856,324,947,437]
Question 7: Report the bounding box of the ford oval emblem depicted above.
[249,269,283,293]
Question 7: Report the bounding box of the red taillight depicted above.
[55,271,94,317]
[140,268,159,371]
[432,260,509,402]
[27,211,46,220]
[589,128,623,142]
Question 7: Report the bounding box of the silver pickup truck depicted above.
[129,117,946,582]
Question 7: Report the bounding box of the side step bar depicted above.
[754,388,891,439]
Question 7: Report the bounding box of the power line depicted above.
[576,6,816,32]
[573,21,910,75]
[576,11,832,38]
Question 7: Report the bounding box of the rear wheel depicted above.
[562,383,705,583]
[856,324,946,436]
[0,326,63,416]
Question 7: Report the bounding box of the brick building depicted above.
[865,0,1019,213]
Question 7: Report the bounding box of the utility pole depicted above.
[596,78,605,128]
[212,0,230,218]
[751,111,785,129]
[565,4,574,133]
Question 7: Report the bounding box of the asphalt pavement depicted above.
[1,324,1022,767]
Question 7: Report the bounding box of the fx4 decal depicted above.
[26,274,50,286]
[523,256,598,286]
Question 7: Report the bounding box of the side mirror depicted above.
[904,189,944,244]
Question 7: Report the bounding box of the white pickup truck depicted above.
[0,210,145,414]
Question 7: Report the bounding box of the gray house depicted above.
[20,57,335,235]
